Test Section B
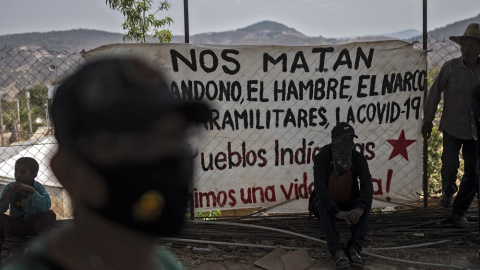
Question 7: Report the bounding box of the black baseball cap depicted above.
[331,122,358,139]
[51,57,210,147]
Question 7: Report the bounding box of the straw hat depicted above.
[450,23,480,45]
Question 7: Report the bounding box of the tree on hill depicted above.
[0,84,49,144]
[106,0,173,43]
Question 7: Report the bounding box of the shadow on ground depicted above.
[1,200,479,270]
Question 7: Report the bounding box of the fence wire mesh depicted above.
[0,47,83,218]
[0,35,461,218]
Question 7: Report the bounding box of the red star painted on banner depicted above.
[387,130,416,161]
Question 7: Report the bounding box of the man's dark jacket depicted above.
[313,144,373,216]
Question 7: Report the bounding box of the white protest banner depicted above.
[86,41,427,213]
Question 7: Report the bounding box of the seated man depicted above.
[311,122,373,269]
[0,157,56,257]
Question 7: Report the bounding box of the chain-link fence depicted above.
[0,47,84,218]
[0,35,462,218]
[418,36,464,198]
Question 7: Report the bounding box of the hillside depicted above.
[0,29,125,52]
[0,20,419,52]
[428,13,480,40]
[173,20,403,45]
[1,14,479,51]
[0,16,478,102]
[176,21,336,46]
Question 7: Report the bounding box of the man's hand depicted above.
[348,207,365,224]
[335,211,351,225]
[422,121,433,139]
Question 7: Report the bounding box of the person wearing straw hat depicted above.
[423,23,480,228]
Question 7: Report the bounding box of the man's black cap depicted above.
[331,122,358,139]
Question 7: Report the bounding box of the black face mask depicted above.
[332,139,354,176]
[81,152,193,237]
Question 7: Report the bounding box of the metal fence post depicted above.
[422,0,429,208]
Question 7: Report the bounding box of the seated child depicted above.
[0,157,56,256]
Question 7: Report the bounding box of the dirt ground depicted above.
[169,202,480,270]
[1,202,480,270]
[174,248,480,270]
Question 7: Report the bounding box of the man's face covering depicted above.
[332,137,354,175]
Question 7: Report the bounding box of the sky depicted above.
[1,0,480,39]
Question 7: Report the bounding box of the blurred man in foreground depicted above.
[2,57,209,269]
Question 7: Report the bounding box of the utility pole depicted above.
[48,65,58,134]
[22,74,33,138]
[26,90,33,137]
[16,99,20,127]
